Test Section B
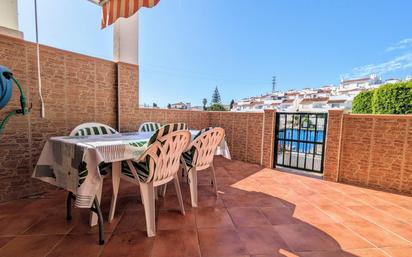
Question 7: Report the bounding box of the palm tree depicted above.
[202,98,207,110]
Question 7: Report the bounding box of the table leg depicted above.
[90,179,103,227]
[91,197,105,245]
[109,161,121,222]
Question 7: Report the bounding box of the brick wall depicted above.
[0,34,276,202]
[119,108,275,165]
[0,35,118,201]
[324,111,412,195]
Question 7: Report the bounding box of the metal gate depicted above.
[273,112,328,173]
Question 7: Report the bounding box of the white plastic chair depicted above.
[181,127,225,207]
[69,122,118,227]
[138,122,161,132]
[70,122,118,137]
[124,130,191,237]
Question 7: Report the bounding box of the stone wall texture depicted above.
[324,111,412,195]
[0,35,275,202]
[0,35,118,201]
[1,34,411,202]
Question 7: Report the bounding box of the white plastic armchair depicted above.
[181,127,225,207]
[125,130,191,237]
[70,122,118,136]
[138,122,161,132]
[69,122,119,227]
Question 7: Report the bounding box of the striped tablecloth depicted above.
[32,131,230,208]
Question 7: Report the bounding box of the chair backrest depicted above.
[135,130,191,183]
[189,127,225,170]
[148,123,188,146]
[138,122,161,132]
[70,122,118,136]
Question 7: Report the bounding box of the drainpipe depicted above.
[34,0,45,118]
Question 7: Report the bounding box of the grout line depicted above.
[399,119,409,193]
[366,117,376,186]
[296,179,412,254]
[320,179,412,226]
[294,180,393,257]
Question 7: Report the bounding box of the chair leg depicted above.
[140,182,156,237]
[155,186,159,201]
[188,168,198,207]
[210,164,218,196]
[161,183,167,197]
[173,175,185,215]
[109,161,121,223]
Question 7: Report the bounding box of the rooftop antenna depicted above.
[272,76,276,93]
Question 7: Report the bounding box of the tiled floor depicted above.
[1,157,412,257]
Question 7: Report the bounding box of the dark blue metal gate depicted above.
[273,112,328,173]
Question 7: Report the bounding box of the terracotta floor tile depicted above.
[228,207,271,227]
[23,211,75,235]
[221,193,260,208]
[343,220,411,247]
[381,246,412,257]
[0,215,41,236]
[157,209,195,230]
[0,236,14,248]
[292,204,337,224]
[371,218,412,242]
[196,194,225,208]
[112,209,148,234]
[100,230,153,257]
[1,158,412,256]
[316,204,366,223]
[45,233,107,257]
[344,248,389,257]
[251,250,299,257]
[377,205,412,223]
[152,229,200,257]
[348,205,393,223]
[297,250,348,257]
[274,223,342,252]
[198,228,247,257]
[310,223,374,250]
[196,207,234,229]
[69,209,122,234]
[260,207,299,225]
[0,235,63,257]
[237,226,289,255]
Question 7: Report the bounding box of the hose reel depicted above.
[0,65,31,135]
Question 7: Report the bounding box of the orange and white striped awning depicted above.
[101,0,160,28]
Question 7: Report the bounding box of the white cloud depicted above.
[386,38,412,52]
[342,53,412,79]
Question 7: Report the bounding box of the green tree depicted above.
[167,103,171,109]
[352,81,412,114]
[372,82,412,114]
[208,103,226,111]
[229,99,235,109]
[202,98,208,110]
[211,86,221,104]
[152,102,158,108]
[352,91,373,114]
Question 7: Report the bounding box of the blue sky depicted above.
[19,0,412,107]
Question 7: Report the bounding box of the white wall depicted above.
[0,0,18,30]
[113,12,139,65]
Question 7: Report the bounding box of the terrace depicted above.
[1,157,412,257]
[1,1,412,257]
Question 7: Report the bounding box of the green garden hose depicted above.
[0,69,29,135]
